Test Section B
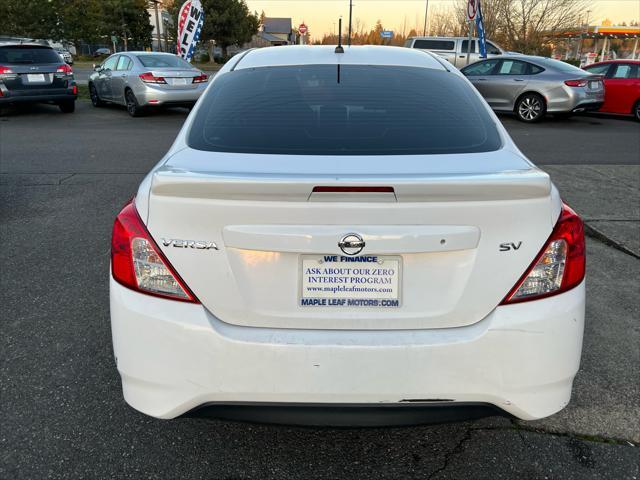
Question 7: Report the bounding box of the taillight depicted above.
[564,79,587,87]
[111,200,199,303]
[501,203,585,305]
[0,65,14,74]
[56,64,73,74]
[72,85,78,95]
[192,73,208,83]
[139,72,167,84]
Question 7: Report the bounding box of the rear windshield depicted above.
[0,46,61,64]
[533,58,585,74]
[136,54,192,69]
[413,40,456,50]
[188,65,501,155]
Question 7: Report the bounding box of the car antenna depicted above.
[335,18,344,54]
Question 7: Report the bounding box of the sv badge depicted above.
[500,242,522,252]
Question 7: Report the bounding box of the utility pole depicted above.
[348,0,353,46]
[423,0,429,36]
[466,19,473,65]
[120,4,128,51]
[150,0,162,52]
[577,9,591,59]
[164,19,169,52]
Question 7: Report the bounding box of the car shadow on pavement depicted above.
[0,101,191,118]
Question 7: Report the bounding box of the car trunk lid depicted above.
[149,68,201,89]
[141,149,556,330]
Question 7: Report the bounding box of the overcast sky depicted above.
[247,0,639,39]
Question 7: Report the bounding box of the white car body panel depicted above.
[111,46,584,421]
[111,277,585,420]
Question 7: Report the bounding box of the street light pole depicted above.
[423,0,429,36]
[348,0,353,46]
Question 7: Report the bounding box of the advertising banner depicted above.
[177,0,205,62]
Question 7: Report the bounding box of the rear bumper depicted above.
[110,277,585,422]
[186,402,508,427]
[134,82,207,107]
[0,89,76,105]
[572,101,603,113]
[547,85,604,113]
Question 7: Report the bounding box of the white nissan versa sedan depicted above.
[110,46,586,426]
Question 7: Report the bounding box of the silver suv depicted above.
[404,36,505,67]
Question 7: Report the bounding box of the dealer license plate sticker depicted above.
[300,255,401,308]
[171,78,189,86]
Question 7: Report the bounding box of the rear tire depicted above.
[515,93,546,123]
[59,101,75,113]
[125,89,145,117]
[89,83,104,107]
[634,101,640,122]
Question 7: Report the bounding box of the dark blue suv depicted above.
[0,42,77,114]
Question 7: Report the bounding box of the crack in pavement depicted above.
[427,427,474,479]
[426,423,637,479]
[582,165,639,191]
[57,173,76,185]
[585,218,639,222]
[584,223,640,259]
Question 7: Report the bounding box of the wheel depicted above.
[125,89,145,117]
[58,101,75,113]
[89,83,104,107]
[515,93,546,123]
[634,101,640,122]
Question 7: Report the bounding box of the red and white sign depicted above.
[299,23,308,35]
[466,0,478,21]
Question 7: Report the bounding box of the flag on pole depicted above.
[177,0,205,62]
[476,0,487,58]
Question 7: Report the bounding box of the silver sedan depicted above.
[88,52,209,116]
[461,55,605,122]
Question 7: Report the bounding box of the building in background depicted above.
[258,18,296,46]
[236,17,298,53]
[558,24,639,64]
[147,0,173,52]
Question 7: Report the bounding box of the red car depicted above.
[583,60,639,121]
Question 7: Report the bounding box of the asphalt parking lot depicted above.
[1,102,638,479]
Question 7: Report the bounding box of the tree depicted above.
[101,0,153,50]
[0,0,57,39]
[200,0,259,58]
[499,0,588,53]
[455,0,588,53]
[50,0,105,51]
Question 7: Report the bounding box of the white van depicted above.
[404,36,505,67]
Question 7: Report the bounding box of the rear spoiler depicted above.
[150,169,551,203]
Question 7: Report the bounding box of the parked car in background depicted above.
[110,46,586,426]
[461,55,604,122]
[0,41,77,114]
[582,60,640,121]
[88,52,208,116]
[93,48,111,57]
[404,36,505,67]
[55,48,73,65]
